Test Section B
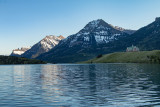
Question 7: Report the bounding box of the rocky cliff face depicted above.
[21,35,65,58]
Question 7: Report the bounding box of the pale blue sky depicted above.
[0,0,160,55]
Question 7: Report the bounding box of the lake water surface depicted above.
[0,64,160,107]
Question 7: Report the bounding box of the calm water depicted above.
[0,64,160,107]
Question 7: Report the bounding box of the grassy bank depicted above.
[0,56,46,65]
[83,50,160,64]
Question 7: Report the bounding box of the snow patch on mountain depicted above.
[89,19,100,28]
[65,19,127,46]
[13,50,25,55]
[84,36,90,41]
[95,35,108,43]
[95,31,108,35]
[39,35,62,52]
[11,47,31,56]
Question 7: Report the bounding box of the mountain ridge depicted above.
[37,19,130,63]
[10,47,31,57]
[123,17,160,51]
[13,17,160,63]
[21,35,65,59]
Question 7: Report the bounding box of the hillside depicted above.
[83,50,160,64]
[0,56,46,64]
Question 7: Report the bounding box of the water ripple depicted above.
[0,64,160,106]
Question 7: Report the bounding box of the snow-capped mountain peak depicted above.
[39,35,62,52]
[37,19,136,63]
[64,19,127,47]
[87,19,102,28]
[21,35,65,58]
[83,19,109,31]
[10,47,31,56]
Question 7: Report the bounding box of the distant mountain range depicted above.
[10,47,31,57]
[37,19,134,63]
[11,35,64,58]
[10,17,160,63]
[21,35,65,59]
[110,24,136,35]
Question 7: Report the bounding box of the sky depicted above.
[0,0,160,55]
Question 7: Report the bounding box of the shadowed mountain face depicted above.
[37,19,130,63]
[21,35,65,59]
[126,17,160,51]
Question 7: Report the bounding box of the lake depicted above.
[0,64,160,107]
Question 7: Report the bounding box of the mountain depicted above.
[123,17,160,51]
[10,47,31,57]
[37,19,130,63]
[21,35,64,59]
[98,17,160,53]
[110,25,136,35]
